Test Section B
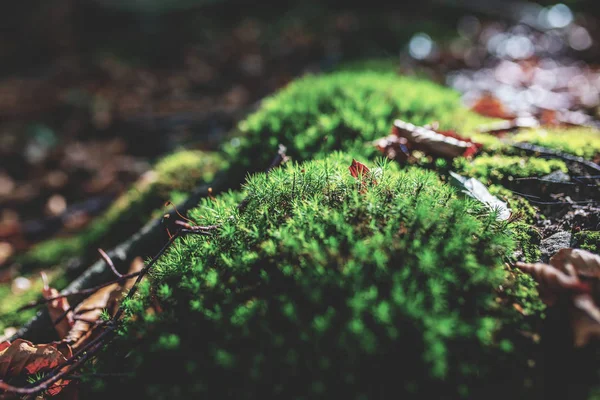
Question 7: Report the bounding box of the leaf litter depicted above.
[517,248,600,347]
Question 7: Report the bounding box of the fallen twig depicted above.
[510,142,600,173]
[18,271,142,311]
[97,248,123,278]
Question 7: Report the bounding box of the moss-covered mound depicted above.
[225,71,491,172]
[95,153,544,399]
[19,150,225,271]
[0,150,224,333]
[14,67,600,397]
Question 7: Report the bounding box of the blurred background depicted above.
[1,0,600,267]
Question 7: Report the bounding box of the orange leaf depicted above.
[471,93,515,119]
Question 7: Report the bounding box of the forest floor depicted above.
[0,1,599,399]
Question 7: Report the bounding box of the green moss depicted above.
[574,231,600,254]
[0,282,40,334]
[1,150,223,332]
[225,70,492,173]
[97,153,545,398]
[20,150,224,270]
[511,127,600,160]
[453,155,568,185]
[0,271,67,333]
[488,185,538,224]
[336,58,399,73]
[510,222,542,263]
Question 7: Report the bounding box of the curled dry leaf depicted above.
[571,293,600,347]
[0,339,72,396]
[41,272,73,339]
[382,119,482,159]
[550,248,600,280]
[348,159,370,179]
[0,339,71,378]
[517,248,600,347]
[515,261,589,305]
[348,159,376,189]
[375,135,410,162]
[64,257,143,350]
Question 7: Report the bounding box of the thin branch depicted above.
[19,271,142,311]
[112,229,181,321]
[53,306,106,326]
[72,316,104,325]
[512,176,599,188]
[174,220,220,232]
[98,248,123,278]
[265,144,290,173]
[510,141,600,173]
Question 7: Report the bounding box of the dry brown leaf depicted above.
[515,261,589,305]
[0,339,74,397]
[41,272,73,340]
[64,257,143,350]
[571,293,600,347]
[391,119,482,159]
[517,247,600,347]
[477,115,539,134]
[550,248,600,280]
[374,135,410,162]
[0,338,71,379]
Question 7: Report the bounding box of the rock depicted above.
[541,170,570,182]
[540,231,572,263]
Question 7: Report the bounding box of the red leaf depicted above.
[348,159,376,191]
[348,159,370,179]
